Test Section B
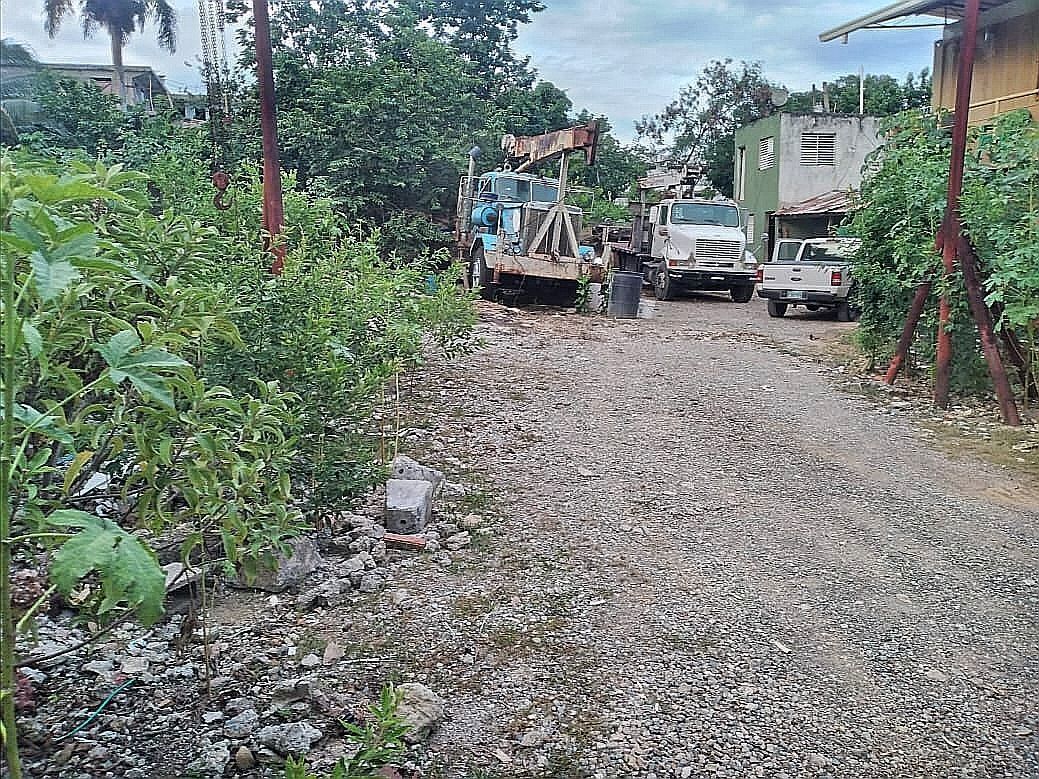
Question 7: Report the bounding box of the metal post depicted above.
[884,281,932,384]
[934,0,982,408]
[957,234,1021,425]
[252,0,286,274]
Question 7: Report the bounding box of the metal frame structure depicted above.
[821,0,1021,425]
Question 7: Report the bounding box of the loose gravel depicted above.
[383,296,1039,778]
[14,294,1039,779]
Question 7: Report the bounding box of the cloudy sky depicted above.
[4,0,939,137]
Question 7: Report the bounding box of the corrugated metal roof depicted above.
[773,190,856,216]
[819,0,1016,42]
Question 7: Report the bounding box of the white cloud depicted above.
[516,0,939,140]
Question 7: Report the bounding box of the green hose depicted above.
[54,678,137,743]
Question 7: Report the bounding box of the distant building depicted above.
[733,113,881,260]
[0,62,170,113]
[820,0,1038,124]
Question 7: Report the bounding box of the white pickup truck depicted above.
[756,237,861,321]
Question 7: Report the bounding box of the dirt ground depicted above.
[366,293,1039,778]
[20,292,1039,779]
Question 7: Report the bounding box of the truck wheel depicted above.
[730,285,754,303]
[470,247,494,301]
[654,265,674,301]
[836,302,855,322]
[767,300,787,318]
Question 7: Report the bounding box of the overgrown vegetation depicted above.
[850,109,1039,396]
[283,685,408,779]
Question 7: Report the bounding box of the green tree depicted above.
[406,0,544,98]
[43,0,178,109]
[785,70,932,115]
[638,59,775,197]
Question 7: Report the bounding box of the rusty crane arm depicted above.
[502,121,600,173]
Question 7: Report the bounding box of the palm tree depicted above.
[43,0,177,110]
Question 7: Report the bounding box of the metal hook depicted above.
[212,170,231,210]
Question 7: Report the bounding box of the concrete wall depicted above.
[733,113,781,260]
[777,114,881,207]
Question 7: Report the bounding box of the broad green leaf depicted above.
[47,510,165,625]
[21,321,42,357]
[10,403,74,445]
[30,249,80,301]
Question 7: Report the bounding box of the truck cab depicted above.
[639,198,756,302]
[756,237,861,321]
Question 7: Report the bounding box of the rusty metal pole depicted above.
[934,0,982,407]
[252,0,286,274]
[884,280,932,384]
[957,235,1021,425]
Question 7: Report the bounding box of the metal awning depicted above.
[773,190,855,217]
[819,0,1014,41]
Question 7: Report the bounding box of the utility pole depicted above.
[252,0,286,274]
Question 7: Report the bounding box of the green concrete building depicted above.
[733,113,881,261]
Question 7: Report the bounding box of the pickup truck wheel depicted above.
[835,302,854,322]
[470,247,494,301]
[654,264,674,301]
[767,300,787,318]
[730,285,754,303]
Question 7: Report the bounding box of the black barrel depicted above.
[607,271,641,318]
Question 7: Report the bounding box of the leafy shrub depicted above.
[0,152,304,774]
[849,109,1039,393]
[207,240,475,515]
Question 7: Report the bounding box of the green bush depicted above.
[849,109,1039,393]
[207,240,475,515]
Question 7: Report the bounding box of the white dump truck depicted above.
[604,197,757,302]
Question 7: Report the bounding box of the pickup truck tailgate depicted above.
[761,263,835,299]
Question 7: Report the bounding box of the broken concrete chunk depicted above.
[238,537,322,593]
[396,683,445,743]
[256,721,322,755]
[390,456,445,496]
[384,479,434,534]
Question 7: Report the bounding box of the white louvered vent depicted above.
[758,136,775,170]
[801,133,837,165]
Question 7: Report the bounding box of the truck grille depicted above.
[694,239,742,264]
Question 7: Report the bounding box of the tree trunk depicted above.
[110,34,127,111]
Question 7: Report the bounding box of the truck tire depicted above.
[730,285,754,303]
[767,300,787,318]
[836,301,855,322]
[469,247,494,301]
[654,264,674,301]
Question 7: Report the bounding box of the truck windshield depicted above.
[495,177,558,202]
[670,203,740,227]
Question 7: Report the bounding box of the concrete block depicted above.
[385,478,434,534]
[390,455,445,496]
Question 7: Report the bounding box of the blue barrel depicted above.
[607,271,642,318]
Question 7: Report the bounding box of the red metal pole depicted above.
[956,234,1020,425]
[934,0,982,407]
[884,280,932,384]
[252,0,286,274]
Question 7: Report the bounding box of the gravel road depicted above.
[381,294,1039,778]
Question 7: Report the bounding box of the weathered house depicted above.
[821,0,1039,124]
[733,114,881,260]
[0,62,169,112]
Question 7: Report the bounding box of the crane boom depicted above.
[502,121,600,173]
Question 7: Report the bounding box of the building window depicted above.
[736,146,747,200]
[800,133,837,165]
[758,137,775,170]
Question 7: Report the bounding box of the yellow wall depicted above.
[932,5,1039,123]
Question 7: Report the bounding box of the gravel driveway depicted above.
[381,294,1039,779]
